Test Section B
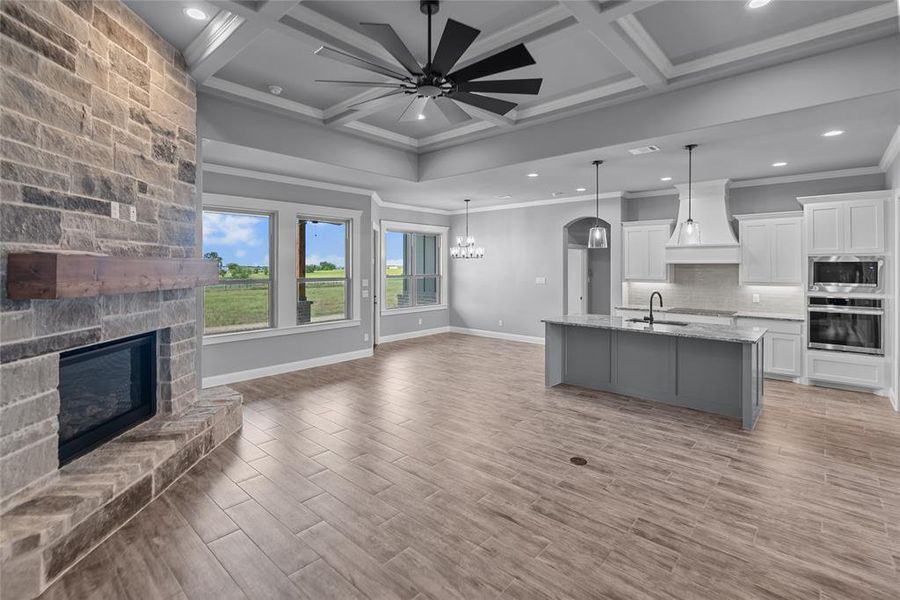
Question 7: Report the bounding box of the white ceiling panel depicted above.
[125,1,221,51]
[635,0,889,65]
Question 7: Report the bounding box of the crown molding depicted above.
[451,192,624,214]
[183,10,245,68]
[373,193,452,215]
[344,121,418,149]
[204,163,373,196]
[879,125,900,172]
[729,165,884,188]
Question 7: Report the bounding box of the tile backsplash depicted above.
[624,265,804,314]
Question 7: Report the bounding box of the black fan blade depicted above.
[448,44,535,82]
[316,80,406,88]
[315,46,409,81]
[456,78,542,95]
[431,19,480,75]
[347,90,405,110]
[449,91,517,116]
[359,23,423,75]
[433,97,471,124]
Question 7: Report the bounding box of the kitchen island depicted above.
[543,315,765,429]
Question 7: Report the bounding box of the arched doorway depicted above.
[563,217,611,315]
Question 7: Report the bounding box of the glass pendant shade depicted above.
[679,218,701,245]
[588,224,608,249]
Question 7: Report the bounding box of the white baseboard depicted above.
[378,326,450,344]
[449,326,545,345]
[890,389,899,412]
[202,348,374,388]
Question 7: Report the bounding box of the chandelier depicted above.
[450,199,484,259]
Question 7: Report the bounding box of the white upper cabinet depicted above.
[799,191,888,255]
[622,221,673,282]
[736,213,802,285]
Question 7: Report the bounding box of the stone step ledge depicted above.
[0,386,242,599]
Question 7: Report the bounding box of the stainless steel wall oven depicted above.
[807,297,884,355]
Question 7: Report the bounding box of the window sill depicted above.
[381,305,448,316]
[203,319,361,345]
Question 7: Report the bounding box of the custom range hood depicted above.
[665,179,740,264]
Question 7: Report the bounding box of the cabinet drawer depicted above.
[806,350,887,389]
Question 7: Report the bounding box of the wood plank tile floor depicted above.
[40,334,900,600]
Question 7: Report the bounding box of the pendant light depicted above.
[678,144,701,245]
[587,160,608,249]
[450,199,484,259]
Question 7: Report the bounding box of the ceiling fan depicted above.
[313,0,543,123]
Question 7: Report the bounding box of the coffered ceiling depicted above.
[126,0,898,152]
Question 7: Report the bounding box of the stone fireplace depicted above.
[0,2,241,597]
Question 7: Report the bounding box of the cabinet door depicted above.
[646,227,669,281]
[741,222,772,283]
[806,204,842,254]
[623,228,649,280]
[766,332,802,377]
[844,200,884,253]
[771,219,802,283]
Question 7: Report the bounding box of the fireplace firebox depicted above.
[58,331,157,465]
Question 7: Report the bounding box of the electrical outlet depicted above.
[535,277,546,285]
[362,279,369,287]
[498,319,503,327]
[417,318,423,325]
[110,201,119,219]
[364,333,369,342]
[752,294,760,304]
[129,205,137,222]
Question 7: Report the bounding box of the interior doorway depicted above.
[567,248,587,314]
[563,217,612,315]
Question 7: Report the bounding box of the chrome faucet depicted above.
[649,291,663,325]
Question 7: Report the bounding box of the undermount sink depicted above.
[626,318,690,327]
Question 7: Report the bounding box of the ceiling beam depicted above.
[561,0,667,89]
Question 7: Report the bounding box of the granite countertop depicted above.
[615,305,804,322]
[543,315,766,344]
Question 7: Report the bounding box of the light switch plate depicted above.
[128,205,137,222]
[535,277,546,285]
[110,201,119,219]
[417,318,423,325]
[752,294,760,303]
[362,279,369,287]
[362,290,369,298]
[364,333,369,342]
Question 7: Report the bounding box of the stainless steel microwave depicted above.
[808,256,884,294]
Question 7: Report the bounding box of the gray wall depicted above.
[201,172,373,380]
[373,204,451,339]
[566,218,612,315]
[449,199,623,339]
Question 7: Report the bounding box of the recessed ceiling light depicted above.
[628,145,660,155]
[527,173,539,178]
[660,176,672,182]
[822,130,844,137]
[183,7,208,20]
[495,194,512,199]
[772,161,787,167]
[575,187,586,192]
[746,0,772,9]
[417,114,425,120]
[267,85,283,96]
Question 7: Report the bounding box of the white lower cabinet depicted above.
[734,317,805,379]
[806,350,888,390]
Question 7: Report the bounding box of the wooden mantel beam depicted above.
[6,253,219,300]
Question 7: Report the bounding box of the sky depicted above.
[202,212,352,268]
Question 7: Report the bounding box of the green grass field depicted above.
[204,267,416,333]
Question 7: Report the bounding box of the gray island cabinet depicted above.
[543,315,765,429]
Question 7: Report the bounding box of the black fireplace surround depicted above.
[57,331,157,464]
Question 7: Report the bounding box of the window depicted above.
[383,223,447,312]
[297,217,351,323]
[202,209,273,335]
